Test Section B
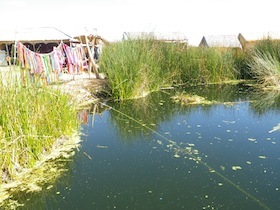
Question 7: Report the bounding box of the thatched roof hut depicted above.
[199,35,242,49]
[123,32,188,43]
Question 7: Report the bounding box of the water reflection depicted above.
[250,90,280,115]
[3,83,280,210]
[102,83,280,209]
[107,83,266,143]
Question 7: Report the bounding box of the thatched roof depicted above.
[0,27,77,44]
[123,31,188,43]
[123,32,155,40]
[153,32,188,43]
[199,35,242,48]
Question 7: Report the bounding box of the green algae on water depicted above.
[0,133,81,209]
[171,93,214,105]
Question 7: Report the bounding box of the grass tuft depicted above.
[248,39,280,87]
[0,69,79,184]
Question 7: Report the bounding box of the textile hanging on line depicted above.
[62,43,87,74]
[17,42,65,83]
[16,42,88,84]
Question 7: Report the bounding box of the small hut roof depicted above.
[153,32,188,43]
[0,27,77,44]
[123,32,155,40]
[199,35,242,48]
[123,31,188,43]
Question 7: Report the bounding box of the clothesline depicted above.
[16,41,89,84]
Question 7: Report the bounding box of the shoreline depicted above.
[0,70,107,208]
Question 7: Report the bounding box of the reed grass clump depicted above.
[100,38,240,100]
[182,47,239,84]
[248,39,280,87]
[0,69,79,184]
[99,38,183,100]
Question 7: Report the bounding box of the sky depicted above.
[1,0,280,45]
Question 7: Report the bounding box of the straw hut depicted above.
[199,35,242,49]
[123,31,188,44]
[122,32,155,40]
[152,32,188,43]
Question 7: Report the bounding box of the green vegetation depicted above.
[100,37,280,100]
[1,35,279,189]
[171,92,213,105]
[248,38,280,87]
[0,69,79,184]
[100,38,244,100]
[99,38,183,100]
[182,47,240,84]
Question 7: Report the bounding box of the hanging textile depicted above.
[63,43,87,74]
[16,41,88,84]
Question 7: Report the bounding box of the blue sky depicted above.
[1,0,280,45]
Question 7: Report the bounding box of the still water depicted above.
[9,84,280,209]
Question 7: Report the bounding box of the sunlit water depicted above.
[8,84,280,209]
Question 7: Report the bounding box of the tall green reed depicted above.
[0,68,79,183]
[181,47,238,84]
[248,39,280,86]
[100,38,240,100]
[100,38,183,100]
[252,38,280,58]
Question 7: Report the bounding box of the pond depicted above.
[6,83,280,210]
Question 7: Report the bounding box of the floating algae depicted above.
[232,166,242,171]
[0,133,81,209]
[174,154,181,158]
[96,145,108,149]
[171,93,214,105]
[248,138,257,142]
[269,123,280,133]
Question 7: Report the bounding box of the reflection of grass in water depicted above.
[101,102,270,210]
[108,97,158,141]
[107,85,253,142]
[171,91,253,108]
[178,82,255,103]
[107,92,181,141]
[250,90,280,115]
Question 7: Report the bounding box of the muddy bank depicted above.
[52,72,108,107]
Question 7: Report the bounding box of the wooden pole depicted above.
[79,35,90,79]
[85,35,99,79]
[5,44,11,66]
